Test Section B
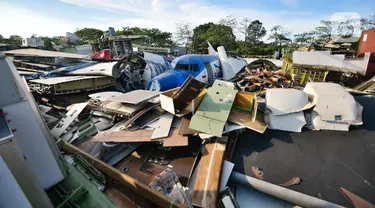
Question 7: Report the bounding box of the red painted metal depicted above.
[358,28,375,56]
[92,50,113,61]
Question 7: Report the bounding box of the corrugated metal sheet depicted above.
[358,28,375,56]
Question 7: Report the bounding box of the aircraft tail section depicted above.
[217,46,247,80]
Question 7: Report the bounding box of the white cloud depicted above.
[0,3,111,38]
[59,0,323,35]
[0,0,324,39]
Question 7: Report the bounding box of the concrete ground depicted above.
[232,95,375,207]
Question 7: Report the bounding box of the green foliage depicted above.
[74,28,103,43]
[236,41,273,55]
[42,37,54,51]
[245,20,267,44]
[9,35,23,45]
[294,32,315,46]
[191,23,236,53]
[268,25,291,49]
[116,27,174,47]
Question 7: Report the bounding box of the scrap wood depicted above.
[279,177,301,187]
[251,166,264,180]
[192,137,227,207]
[340,187,375,208]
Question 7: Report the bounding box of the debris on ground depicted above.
[251,166,264,180]
[339,187,375,208]
[279,177,302,187]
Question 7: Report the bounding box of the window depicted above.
[193,64,199,72]
[175,63,199,71]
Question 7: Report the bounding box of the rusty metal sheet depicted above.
[340,187,375,208]
[163,128,188,147]
[192,137,227,207]
[228,109,268,133]
[178,118,200,135]
[171,76,207,111]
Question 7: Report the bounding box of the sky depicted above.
[0,0,373,39]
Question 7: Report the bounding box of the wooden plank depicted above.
[192,137,227,207]
[178,118,200,135]
[152,113,174,139]
[163,128,188,147]
[60,141,184,208]
[90,130,156,143]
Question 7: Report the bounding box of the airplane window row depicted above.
[176,64,199,72]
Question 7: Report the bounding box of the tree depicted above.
[268,25,291,48]
[236,41,273,55]
[191,23,236,53]
[0,34,3,43]
[116,27,174,47]
[9,35,23,45]
[245,20,267,44]
[74,28,103,43]
[294,32,315,46]
[174,21,193,47]
[314,20,333,41]
[361,15,375,30]
[218,14,238,30]
[42,37,54,51]
[238,18,252,41]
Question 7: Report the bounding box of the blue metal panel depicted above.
[148,55,219,91]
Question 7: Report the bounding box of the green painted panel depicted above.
[190,80,238,137]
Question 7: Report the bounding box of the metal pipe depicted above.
[59,140,185,208]
[230,171,344,208]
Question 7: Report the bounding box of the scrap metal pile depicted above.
[230,59,293,92]
[3,48,171,107]
[40,72,366,207]
[2,47,374,208]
